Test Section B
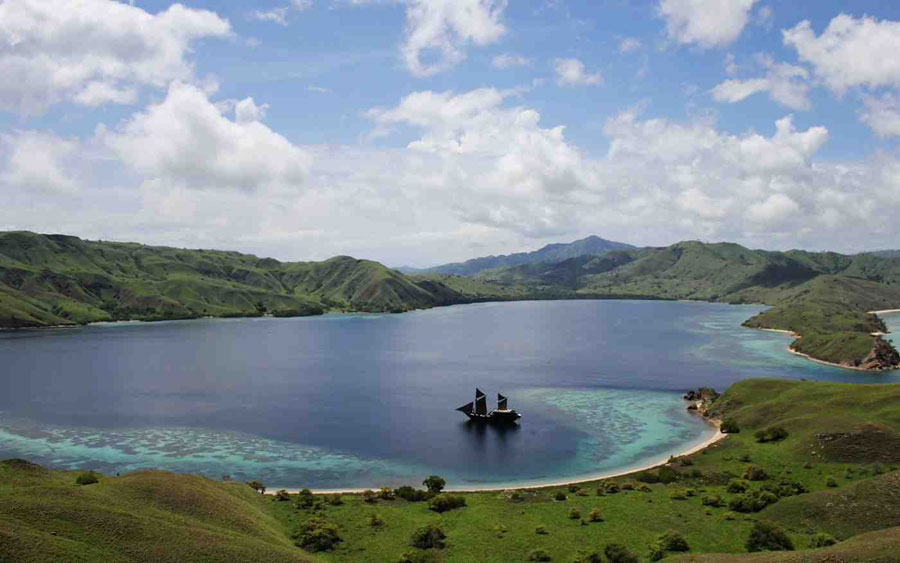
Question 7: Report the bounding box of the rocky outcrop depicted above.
[683,387,720,415]
[859,337,900,371]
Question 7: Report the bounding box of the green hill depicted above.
[0,231,470,327]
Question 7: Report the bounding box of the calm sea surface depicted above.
[1,301,898,489]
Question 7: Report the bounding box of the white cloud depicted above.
[101,82,309,191]
[306,86,332,93]
[746,193,800,224]
[492,53,532,68]
[618,37,642,53]
[251,0,312,26]
[658,0,758,48]
[401,0,507,76]
[554,58,603,86]
[784,14,900,94]
[711,57,810,110]
[859,93,900,137]
[0,0,231,115]
[1,131,80,194]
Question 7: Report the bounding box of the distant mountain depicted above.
[413,235,636,276]
[0,231,470,327]
[867,250,900,259]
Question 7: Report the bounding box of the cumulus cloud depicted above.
[401,0,507,76]
[492,53,532,68]
[0,0,231,115]
[101,82,308,191]
[1,131,81,194]
[658,0,758,48]
[859,93,900,138]
[554,58,603,86]
[251,0,313,26]
[784,14,900,94]
[711,57,810,110]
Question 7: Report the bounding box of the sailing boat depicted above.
[456,388,521,423]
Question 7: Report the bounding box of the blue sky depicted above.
[2,0,900,266]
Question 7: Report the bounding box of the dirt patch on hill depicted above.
[817,423,900,463]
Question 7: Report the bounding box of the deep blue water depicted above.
[0,301,897,489]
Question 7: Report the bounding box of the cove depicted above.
[1,300,897,489]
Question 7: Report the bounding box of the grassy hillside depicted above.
[5,379,899,562]
[0,231,471,327]
[0,459,313,562]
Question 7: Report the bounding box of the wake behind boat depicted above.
[456,388,521,423]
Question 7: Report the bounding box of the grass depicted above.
[3,379,900,561]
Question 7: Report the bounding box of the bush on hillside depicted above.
[635,471,660,484]
[742,465,768,481]
[657,466,679,484]
[362,489,378,503]
[604,544,639,563]
[428,494,466,513]
[527,549,551,561]
[746,521,794,552]
[246,480,266,493]
[755,426,789,443]
[729,490,779,513]
[761,479,807,498]
[701,494,723,507]
[379,486,395,500]
[568,484,580,493]
[727,479,750,493]
[395,486,430,502]
[721,418,740,433]
[554,491,567,501]
[328,493,343,506]
[535,525,547,535]
[369,513,384,527]
[397,551,443,563]
[75,471,99,486]
[826,476,838,487]
[422,475,446,495]
[297,488,315,508]
[809,532,837,548]
[568,507,581,520]
[588,507,603,522]
[657,531,690,552]
[273,489,290,502]
[410,524,446,549]
[295,518,341,552]
[572,550,601,563]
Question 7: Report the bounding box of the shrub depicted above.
[657,466,679,484]
[554,491,567,501]
[295,518,341,552]
[422,475,446,495]
[701,494,723,507]
[568,507,581,520]
[493,524,507,538]
[362,490,378,503]
[723,512,736,521]
[604,544,639,563]
[739,454,752,462]
[762,479,808,498]
[636,471,660,484]
[395,486,429,502]
[369,513,384,527]
[588,507,603,522]
[506,490,524,503]
[397,551,442,563]
[638,484,652,492]
[273,489,290,502]
[296,488,314,508]
[647,544,665,561]
[597,480,620,494]
[328,493,343,506]
[410,524,446,549]
[568,484,580,493]
[826,476,838,488]
[379,486,395,500]
[755,426,789,443]
[746,521,794,552]
[657,531,689,552]
[246,480,265,493]
[721,418,740,433]
[727,479,749,493]
[535,525,547,535]
[742,465,768,481]
[428,494,466,513]
[75,471,99,486]
[572,550,601,563]
[669,489,688,500]
[729,490,779,513]
[527,549,551,561]
[802,461,813,469]
[620,481,635,491]
[677,457,693,466]
[809,532,836,548]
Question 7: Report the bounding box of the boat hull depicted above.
[464,410,521,423]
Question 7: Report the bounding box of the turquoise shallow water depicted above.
[0,300,897,489]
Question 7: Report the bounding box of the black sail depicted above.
[475,389,487,415]
[456,401,474,414]
[497,393,508,410]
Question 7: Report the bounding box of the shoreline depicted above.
[265,418,728,495]
[869,309,900,315]
[785,346,873,372]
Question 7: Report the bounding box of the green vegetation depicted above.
[5,379,900,562]
[3,231,899,368]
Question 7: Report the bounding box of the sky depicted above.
[2,0,900,267]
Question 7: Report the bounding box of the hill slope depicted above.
[0,232,469,327]
[410,235,635,276]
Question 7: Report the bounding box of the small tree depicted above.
[328,493,343,506]
[295,518,341,552]
[75,471,99,486]
[273,489,290,502]
[247,480,266,494]
[588,507,603,522]
[428,494,466,513]
[604,544,638,563]
[657,531,689,552]
[409,524,446,549]
[422,475,446,495]
[362,489,378,503]
[395,486,429,502]
[742,465,768,481]
[379,486,395,500]
[746,521,794,552]
[720,418,740,433]
[297,488,315,508]
[554,491,567,501]
[568,507,581,520]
